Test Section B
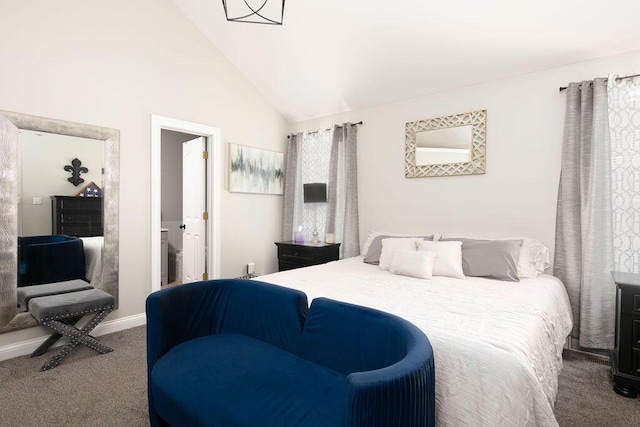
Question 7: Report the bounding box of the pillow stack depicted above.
[378,238,424,270]
[362,232,434,265]
[416,241,465,279]
[439,238,522,281]
[361,231,550,282]
[377,237,466,280]
[388,250,438,280]
[378,238,438,280]
[440,237,550,280]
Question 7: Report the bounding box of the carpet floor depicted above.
[0,326,638,426]
[0,326,148,426]
[555,351,639,426]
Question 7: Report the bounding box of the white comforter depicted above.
[258,257,573,427]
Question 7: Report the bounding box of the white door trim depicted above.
[150,115,221,293]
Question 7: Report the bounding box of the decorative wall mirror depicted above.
[0,111,119,333]
[405,109,487,177]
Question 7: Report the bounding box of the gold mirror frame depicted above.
[0,111,119,333]
[405,109,487,178]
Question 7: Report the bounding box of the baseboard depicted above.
[0,313,146,362]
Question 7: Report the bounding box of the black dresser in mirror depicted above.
[50,195,103,237]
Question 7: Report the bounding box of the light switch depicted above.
[33,197,42,205]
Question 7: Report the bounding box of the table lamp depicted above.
[303,183,327,243]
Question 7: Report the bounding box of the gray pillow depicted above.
[363,235,434,265]
[440,237,522,282]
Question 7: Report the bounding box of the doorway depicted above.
[160,131,207,286]
[150,115,221,293]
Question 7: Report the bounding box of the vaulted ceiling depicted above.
[172,0,640,123]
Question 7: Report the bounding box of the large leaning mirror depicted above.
[405,109,487,178]
[0,111,119,333]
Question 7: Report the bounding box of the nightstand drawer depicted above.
[620,287,640,314]
[275,241,340,272]
[634,348,640,375]
[279,261,305,271]
[279,246,315,262]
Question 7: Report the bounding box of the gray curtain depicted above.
[327,123,360,258]
[282,133,302,241]
[554,78,615,349]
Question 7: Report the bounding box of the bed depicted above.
[258,236,573,427]
[80,236,103,287]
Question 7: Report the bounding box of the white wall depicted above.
[290,50,640,260]
[0,0,287,347]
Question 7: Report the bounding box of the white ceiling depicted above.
[172,0,640,123]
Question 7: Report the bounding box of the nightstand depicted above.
[611,271,640,398]
[275,241,340,272]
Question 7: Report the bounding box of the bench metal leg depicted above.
[39,307,114,371]
[30,315,83,357]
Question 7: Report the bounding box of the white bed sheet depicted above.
[258,257,573,427]
[80,236,103,287]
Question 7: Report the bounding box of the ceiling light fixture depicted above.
[222,0,285,25]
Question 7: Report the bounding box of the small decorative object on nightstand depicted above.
[611,271,640,398]
[275,241,340,272]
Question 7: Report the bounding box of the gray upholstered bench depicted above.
[29,289,115,371]
[17,279,94,311]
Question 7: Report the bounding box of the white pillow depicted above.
[417,240,465,279]
[389,250,438,279]
[516,238,551,278]
[378,238,423,271]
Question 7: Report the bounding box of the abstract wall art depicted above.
[229,143,284,195]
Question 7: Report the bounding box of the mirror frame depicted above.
[0,111,119,333]
[405,109,487,178]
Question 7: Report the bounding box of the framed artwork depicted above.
[229,143,284,195]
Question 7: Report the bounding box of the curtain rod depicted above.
[287,121,363,138]
[558,73,640,92]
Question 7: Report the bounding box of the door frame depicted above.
[150,115,221,293]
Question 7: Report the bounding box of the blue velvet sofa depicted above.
[146,279,435,427]
[18,235,86,287]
